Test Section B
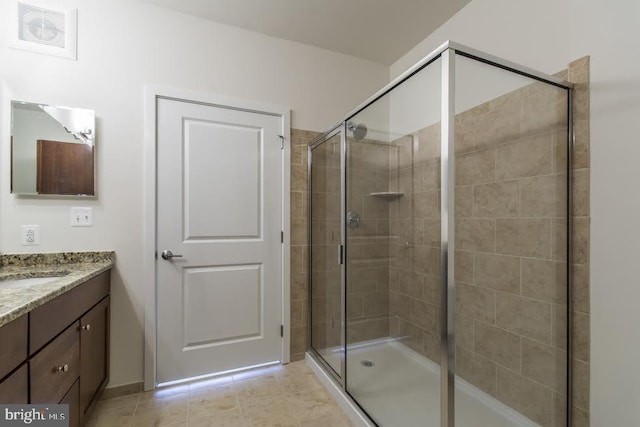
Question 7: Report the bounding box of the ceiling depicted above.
[137,0,471,65]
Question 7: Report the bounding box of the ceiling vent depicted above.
[10,2,77,60]
[18,2,66,48]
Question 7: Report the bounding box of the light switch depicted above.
[70,207,93,227]
[21,225,40,245]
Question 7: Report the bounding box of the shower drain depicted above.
[360,360,375,367]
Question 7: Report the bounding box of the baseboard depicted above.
[100,381,144,400]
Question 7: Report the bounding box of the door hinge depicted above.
[278,135,284,149]
[280,325,284,337]
[338,245,344,265]
[281,231,284,243]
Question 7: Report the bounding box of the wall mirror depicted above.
[11,100,95,196]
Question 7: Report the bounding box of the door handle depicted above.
[161,250,183,260]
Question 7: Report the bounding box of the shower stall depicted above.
[307,42,573,427]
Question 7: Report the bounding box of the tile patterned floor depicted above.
[88,361,354,427]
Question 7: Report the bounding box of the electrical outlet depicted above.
[70,207,93,227]
[20,225,40,246]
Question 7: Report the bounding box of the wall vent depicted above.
[17,2,66,48]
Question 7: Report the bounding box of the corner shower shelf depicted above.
[369,192,404,200]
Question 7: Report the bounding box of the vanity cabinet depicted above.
[0,364,28,403]
[60,380,80,427]
[80,297,110,420]
[0,315,27,381]
[30,321,80,403]
[0,270,110,426]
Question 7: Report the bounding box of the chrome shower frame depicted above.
[307,40,574,427]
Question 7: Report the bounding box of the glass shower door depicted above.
[345,57,443,426]
[309,128,344,377]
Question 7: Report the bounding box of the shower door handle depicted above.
[337,245,344,265]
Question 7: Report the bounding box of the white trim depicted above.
[157,360,280,388]
[143,85,291,391]
[281,108,291,365]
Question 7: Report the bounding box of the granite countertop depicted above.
[0,251,114,328]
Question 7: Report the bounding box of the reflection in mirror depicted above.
[11,101,95,196]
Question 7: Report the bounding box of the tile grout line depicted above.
[129,392,142,427]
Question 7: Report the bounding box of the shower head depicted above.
[347,121,368,141]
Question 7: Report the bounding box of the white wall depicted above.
[388,0,571,141]
[0,79,7,247]
[568,0,640,425]
[0,0,388,387]
[390,0,571,80]
[391,0,640,423]
[387,52,536,142]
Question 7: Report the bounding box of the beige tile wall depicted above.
[290,129,321,362]
[388,128,443,363]
[309,134,342,355]
[292,130,394,362]
[568,57,590,427]
[453,76,569,427]
[345,137,392,345]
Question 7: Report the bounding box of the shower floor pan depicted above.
[316,339,539,427]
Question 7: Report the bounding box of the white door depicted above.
[156,97,284,384]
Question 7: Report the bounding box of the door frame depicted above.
[143,86,291,390]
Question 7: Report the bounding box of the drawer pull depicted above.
[82,324,91,331]
[57,364,69,373]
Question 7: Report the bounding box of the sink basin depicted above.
[0,274,68,289]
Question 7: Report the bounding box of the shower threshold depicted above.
[309,338,540,427]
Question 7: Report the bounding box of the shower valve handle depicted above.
[346,210,360,229]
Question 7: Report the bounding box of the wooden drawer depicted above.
[30,271,110,354]
[0,315,27,380]
[0,364,28,404]
[80,296,110,419]
[60,379,80,427]
[30,322,80,403]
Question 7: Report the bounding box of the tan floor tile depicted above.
[242,397,298,427]
[285,387,333,419]
[94,393,141,412]
[235,375,284,405]
[232,365,286,382]
[189,385,239,419]
[188,408,244,427]
[137,392,189,409]
[292,400,342,422]
[91,363,351,427]
[274,363,323,394]
[189,375,234,393]
[133,394,189,427]
[299,409,353,427]
[239,395,285,415]
[86,405,136,427]
[132,412,188,427]
[140,384,190,402]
